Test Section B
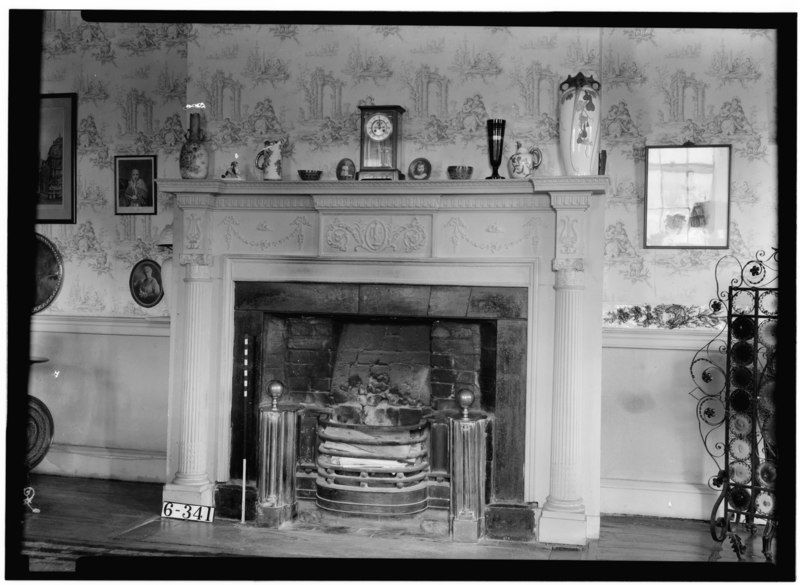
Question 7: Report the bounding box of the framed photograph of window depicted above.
[643,144,731,249]
[115,155,157,215]
[37,93,77,223]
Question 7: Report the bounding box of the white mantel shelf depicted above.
[157,176,610,210]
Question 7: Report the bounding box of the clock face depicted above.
[366,113,393,141]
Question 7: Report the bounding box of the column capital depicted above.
[553,258,586,290]
[548,190,593,212]
[179,253,214,267]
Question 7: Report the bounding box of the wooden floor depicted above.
[7,474,786,580]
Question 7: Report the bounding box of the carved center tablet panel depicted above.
[321,215,432,257]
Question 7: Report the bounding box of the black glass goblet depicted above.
[486,119,506,179]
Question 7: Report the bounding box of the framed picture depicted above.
[33,233,64,313]
[37,93,77,223]
[408,158,432,180]
[115,155,157,215]
[129,259,164,308]
[644,144,731,249]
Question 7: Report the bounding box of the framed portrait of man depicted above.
[115,155,157,215]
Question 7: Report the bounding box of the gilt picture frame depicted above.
[37,93,77,224]
[643,144,731,249]
[115,155,157,215]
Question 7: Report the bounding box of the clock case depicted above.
[357,105,405,181]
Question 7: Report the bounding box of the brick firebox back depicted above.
[230,281,528,510]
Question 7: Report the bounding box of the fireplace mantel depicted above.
[157,176,609,210]
[158,175,609,545]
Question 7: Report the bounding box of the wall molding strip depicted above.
[30,315,170,337]
[602,327,720,351]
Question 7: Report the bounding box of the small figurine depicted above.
[221,159,242,180]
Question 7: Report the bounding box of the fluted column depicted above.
[163,252,215,506]
[545,262,585,511]
[539,191,593,545]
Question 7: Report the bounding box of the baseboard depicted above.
[600,476,719,520]
[30,314,170,337]
[33,443,167,483]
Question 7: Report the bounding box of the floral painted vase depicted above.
[255,139,283,181]
[508,141,542,179]
[558,72,602,176]
[179,113,209,179]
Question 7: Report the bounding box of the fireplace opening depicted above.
[223,282,528,524]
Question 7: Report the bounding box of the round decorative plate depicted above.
[757,461,776,487]
[758,319,777,347]
[729,438,751,460]
[755,491,775,516]
[730,461,751,484]
[729,413,752,436]
[33,233,64,314]
[729,486,751,511]
[758,291,777,316]
[730,341,755,365]
[728,388,752,413]
[731,316,755,340]
[697,396,725,425]
[730,366,753,389]
[407,158,432,180]
[757,379,775,413]
[26,396,54,470]
[731,290,755,314]
[761,415,776,444]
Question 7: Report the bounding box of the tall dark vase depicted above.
[486,119,506,179]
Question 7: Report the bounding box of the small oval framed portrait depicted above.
[33,233,64,314]
[336,158,357,181]
[408,158,431,180]
[129,259,164,308]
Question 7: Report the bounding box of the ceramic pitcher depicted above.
[255,139,283,181]
[508,141,543,179]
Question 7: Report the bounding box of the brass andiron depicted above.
[267,379,284,411]
[457,388,475,420]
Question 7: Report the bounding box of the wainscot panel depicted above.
[601,327,720,520]
[28,315,170,483]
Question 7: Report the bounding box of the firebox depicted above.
[217,281,528,529]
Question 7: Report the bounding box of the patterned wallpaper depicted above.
[36,15,778,327]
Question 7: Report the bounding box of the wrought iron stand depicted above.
[690,249,778,562]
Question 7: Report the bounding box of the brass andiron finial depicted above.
[456,388,475,420]
[267,379,284,412]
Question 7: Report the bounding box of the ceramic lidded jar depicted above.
[508,141,542,179]
[558,72,601,176]
[179,113,209,179]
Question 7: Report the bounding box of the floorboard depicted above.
[10,473,783,580]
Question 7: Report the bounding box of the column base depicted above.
[255,502,297,527]
[538,508,587,545]
[162,481,215,507]
[452,516,485,543]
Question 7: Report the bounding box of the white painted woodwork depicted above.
[157,177,608,542]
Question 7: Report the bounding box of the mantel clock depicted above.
[358,105,405,180]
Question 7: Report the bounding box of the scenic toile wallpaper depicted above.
[35,14,778,327]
